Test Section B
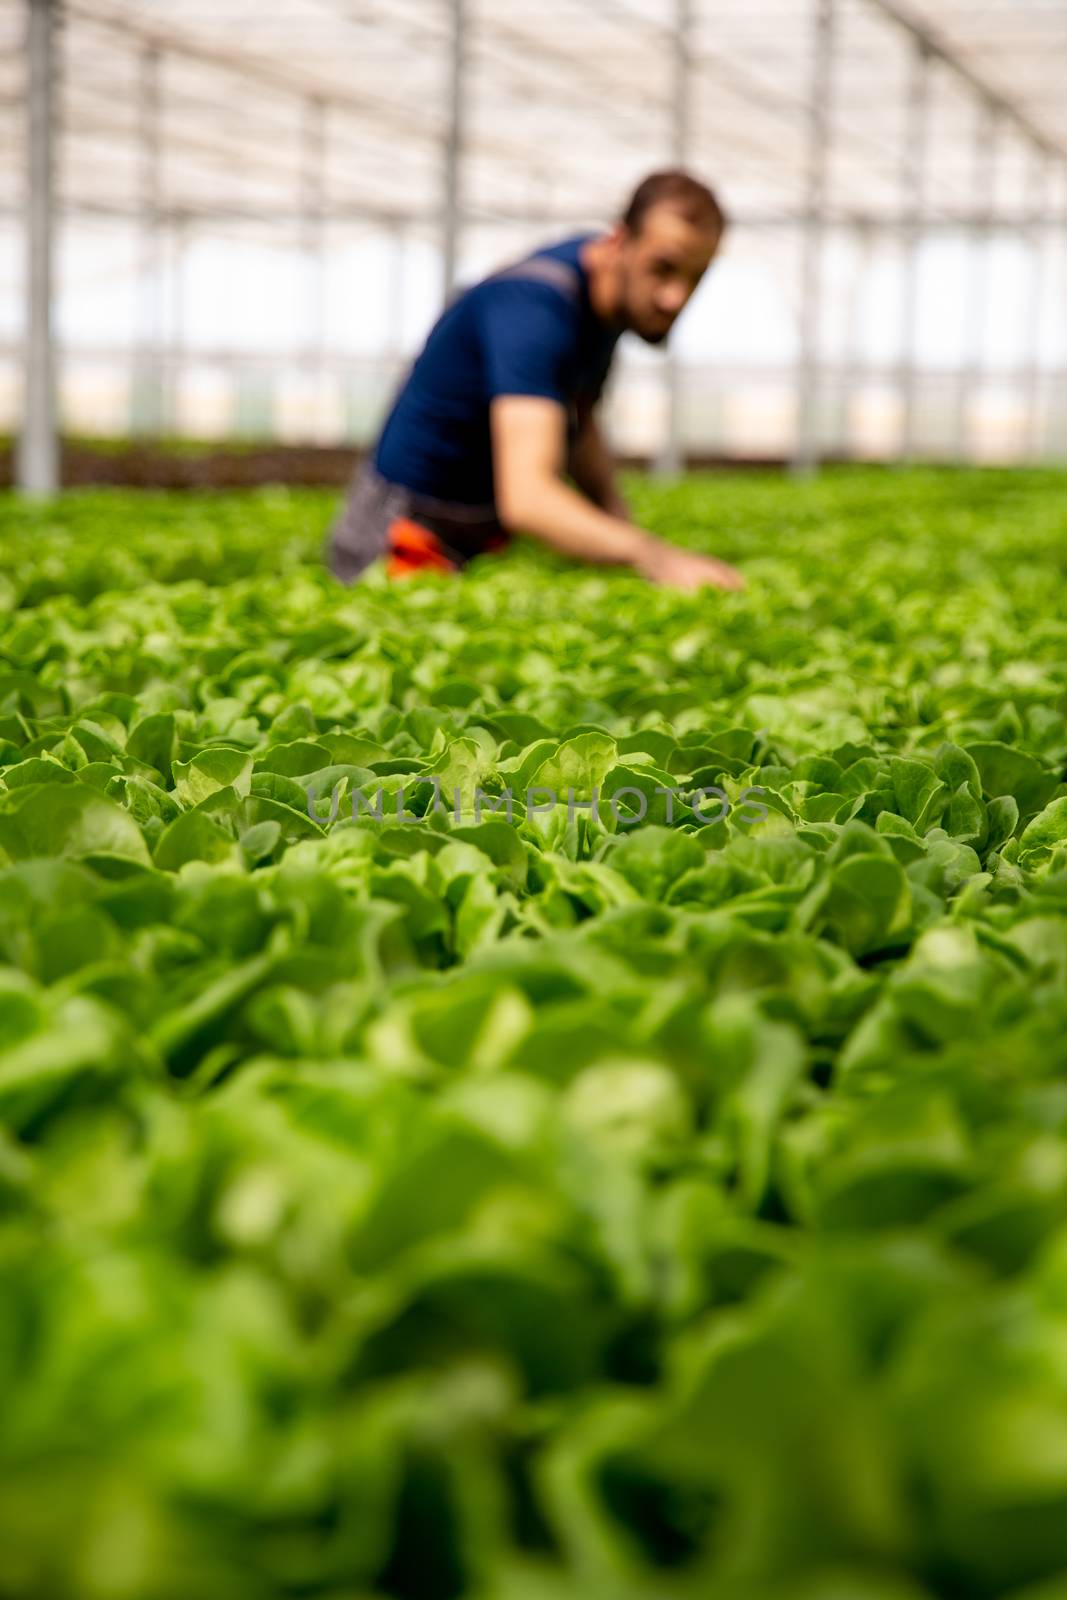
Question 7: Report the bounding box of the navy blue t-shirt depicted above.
[373,235,621,508]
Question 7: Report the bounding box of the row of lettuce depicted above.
[0,471,1066,1599]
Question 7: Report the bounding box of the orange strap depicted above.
[384,516,512,580]
[385,517,458,579]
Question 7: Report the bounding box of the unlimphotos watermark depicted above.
[306,778,768,829]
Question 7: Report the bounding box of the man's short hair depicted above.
[622,170,727,238]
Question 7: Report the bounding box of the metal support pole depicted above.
[1023,151,1049,461]
[387,221,405,361]
[18,0,58,496]
[301,98,327,371]
[300,98,327,439]
[792,0,835,477]
[132,43,163,436]
[900,40,931,461]
[955,104,997,460]
[441,0,466,302]
[844,220,875,455]
[166,213,185,433]
[655,0,692,479]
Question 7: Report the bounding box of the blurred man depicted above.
[329,170,744,592]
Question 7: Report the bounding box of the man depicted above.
[328,170,744,592]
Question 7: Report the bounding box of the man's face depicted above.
[614,204,721,345]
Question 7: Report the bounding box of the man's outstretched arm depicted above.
[490,395,744,592]
[567,399,631,522]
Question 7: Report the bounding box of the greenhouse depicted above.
[2,3,1067,1598]
[4,0,1067,480]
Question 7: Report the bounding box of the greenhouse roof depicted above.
[3,0,1067,236]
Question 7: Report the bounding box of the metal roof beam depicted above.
[15,199,1066,231]
[863,0,1067,162]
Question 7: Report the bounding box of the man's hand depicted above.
[489,396,745,591]
[635,541,746,592]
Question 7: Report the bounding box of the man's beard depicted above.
[619,272,672,345]
[617,304,671,345]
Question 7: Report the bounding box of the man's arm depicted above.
[567,399,631,522]
[490,395,744,591]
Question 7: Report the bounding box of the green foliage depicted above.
[0,468,1066,1598]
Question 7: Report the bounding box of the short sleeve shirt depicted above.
[373,235,621,508]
